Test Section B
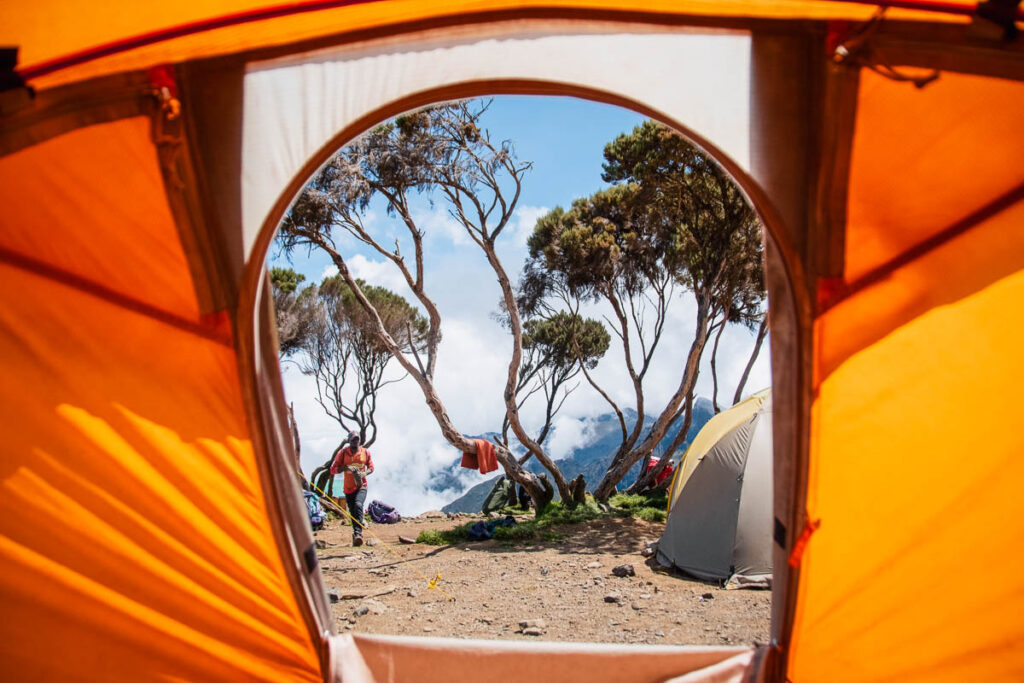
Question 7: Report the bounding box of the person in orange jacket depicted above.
[329,431,375,546]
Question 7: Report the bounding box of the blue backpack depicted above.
[303,490,327,530]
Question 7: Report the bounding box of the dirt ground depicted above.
[314,512,770,645]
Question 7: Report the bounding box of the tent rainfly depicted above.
[3,2,1024,682]
[658,390,773,589]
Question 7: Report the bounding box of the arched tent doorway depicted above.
[236,22,807,666]
[3,3,1023,681]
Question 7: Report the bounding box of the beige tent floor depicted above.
[314,514,769,645]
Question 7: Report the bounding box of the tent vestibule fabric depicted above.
[4,2,1024,681]
[659,391,773,588]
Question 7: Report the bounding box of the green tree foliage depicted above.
[270,267,318,357]
[524,120,766,500]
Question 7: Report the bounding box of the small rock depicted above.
[540,567,549,576]
[315,539,329,549]
[522,627,544,636]
[407,590,418,598]
[327,589,341,604]
[586,561,601,569]
[701,592,714,600]
[640,547,655,558]
[639,594,652,600]
[398,536,416,544]
[519,618,547,630]
[353,599,387,617]
[604,592,622,604]
[655,631,665,638]
[630,602,643,611]
[611,564,635,578]
[422,626,436,632]
[422,510,445,519]
[366,537,379,546]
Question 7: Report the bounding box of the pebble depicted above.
[586,561,601,569]
[701,592,714,600]
[630,602,643,611]
[423,627,436,632]
[519,618,547,630]
[407,590,418,598]
[353,599,387,617]
[522,627,544,636]
[604,592,622,604]
[611,564,635,578]
[327,589,341,604]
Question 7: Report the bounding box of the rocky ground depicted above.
[314,512,770,645]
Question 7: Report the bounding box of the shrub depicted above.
[493,523,537,542]
[636,507,666,523]
[610,491,668,517]
[416,524,471,545]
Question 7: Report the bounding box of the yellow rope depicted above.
[305,476,455,601]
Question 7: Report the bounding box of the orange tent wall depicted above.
[0,118,321,680]
[788,69,1024,680]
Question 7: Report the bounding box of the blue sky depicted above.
[272,96,770,514]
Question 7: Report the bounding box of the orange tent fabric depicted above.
[2,3,1024,682]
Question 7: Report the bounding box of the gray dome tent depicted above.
[657,390,773,588]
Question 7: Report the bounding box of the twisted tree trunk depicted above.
[592,298,711,501]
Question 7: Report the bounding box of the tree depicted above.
[299,276,428,447]
[270,267,318,358]
[524,120,765,501]
[272,272,428,496]
[501,311,610,451]
[278,101,572,512]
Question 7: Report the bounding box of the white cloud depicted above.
[415,205,472,247]
[348,253,411,295]
[510,205,549,248]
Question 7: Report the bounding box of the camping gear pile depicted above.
[481,476,518,514]
[4,3,1023,681]
[368,500,401,524]
[467,516,517,541]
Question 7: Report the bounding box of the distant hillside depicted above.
[441,398,714,513]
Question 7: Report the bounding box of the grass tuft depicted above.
[636,507,666,523]
[416,524,471,545]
